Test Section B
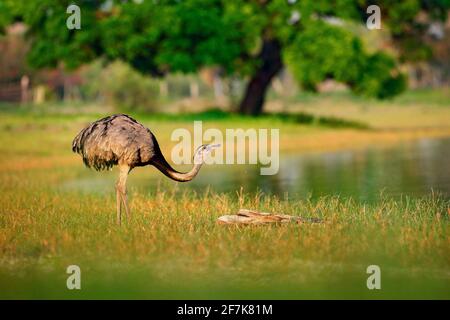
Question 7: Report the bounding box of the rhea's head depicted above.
[193,144,221,164]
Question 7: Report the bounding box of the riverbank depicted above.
[1,97,450,166]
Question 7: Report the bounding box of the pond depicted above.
[65,137,450,202]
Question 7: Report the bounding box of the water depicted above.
[65,137,450,202]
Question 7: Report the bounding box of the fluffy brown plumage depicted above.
[72,114,158,171]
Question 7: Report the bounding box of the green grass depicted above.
[0,96,449,299]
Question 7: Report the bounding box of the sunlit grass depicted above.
[0,174,449,298]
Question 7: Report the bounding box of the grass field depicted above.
[0,92,449,299]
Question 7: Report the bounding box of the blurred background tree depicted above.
[0,0,449,115]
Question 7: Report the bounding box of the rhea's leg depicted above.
[118,165,131,221]
[122,190,131,220]
[116,183,122,225]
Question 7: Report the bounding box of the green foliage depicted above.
[284,21,363,91]
[354,52,407,99]
[285,21,406,99]
[376,0,449,62]
[7,0,449,106]
[0,0,18,33]
[81,60,159,112]
[23,0,102,69]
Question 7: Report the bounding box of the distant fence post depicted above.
[34,85,46,105]
[20,75,30,104]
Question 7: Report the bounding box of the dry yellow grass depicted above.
[0,176,448,298]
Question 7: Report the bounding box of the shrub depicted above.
[81,60,159,112]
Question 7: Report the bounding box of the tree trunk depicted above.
[238,39,283,115]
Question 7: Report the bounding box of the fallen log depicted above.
[217,209,323,225]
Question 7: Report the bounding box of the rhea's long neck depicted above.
[150,154,203,182]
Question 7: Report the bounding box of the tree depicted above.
[5,0,449,115]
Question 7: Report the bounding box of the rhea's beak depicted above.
[205,143,221,151]
[202,144,221,157]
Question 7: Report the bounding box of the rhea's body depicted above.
[73,114,157,170]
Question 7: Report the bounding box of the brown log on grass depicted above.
[217,209,322,225]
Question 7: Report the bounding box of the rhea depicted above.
[72,114,219,224]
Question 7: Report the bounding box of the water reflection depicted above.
[63,137,450,202]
